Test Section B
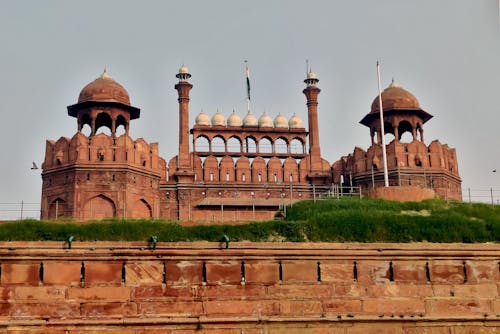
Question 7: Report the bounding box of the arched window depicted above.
[290,138,304,154]
[274,138,288,154]
[227,136,241,153]
[398,120,413,143]
[244,136,257,153]
[95,113,112,135]
[195,136,210,152]
[211,136,225,152]
[259,137,272,154]
[116,115,127,136]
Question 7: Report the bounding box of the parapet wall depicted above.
[0,242,498,333]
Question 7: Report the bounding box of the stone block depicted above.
[363,298,425,315]
[403,327,450,334]
[466,261,500,283]
[80,302,137,317]
[84,261,123,286]
[453,326,498,334]
[332,284,367,298]
[125,261,164,285]
[0,302,11,316]
[267,284,331,299]
[206,261,241,285]
[198,284,267,299]
[322,299,362,313]
[430,261,465,284]
[43,261,81,286]
[321,262,355,282]
[356,261,391,285]
[132,285,166,300]
[432,284,498,298]
[268,327,344,334]
[14,286,66,300]
[368,284,433,298]
[282,261,317,282]
[425,298,492,316]
[138,301,202,316]
[1,263,39,285]
[280,300,322,315]
[245,262,279,284]
[166,261,202,285]
[9,302,80,318]
[348,324,403,334]
[204,300,279,316]
[68,286,131,301]
[393,261,427,283]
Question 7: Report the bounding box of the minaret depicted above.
[174,65,193,172]
[303,70,322,173]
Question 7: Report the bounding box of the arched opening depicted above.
[227,136,241,153]
[290,138,304,154]
[384,132,395,144]
[131,198,152,218]
[259,137,273,154]
[211,136,226,153]
[274,137,288,154]
[398,120,414,143]
[80,114,92,136]
[116,115,127,136]
[83,195,116,220]
[244,136,257,153]
[95,113,112,136]
[81,124,92,137]
[48,198,67,219]
[195,136,210,152]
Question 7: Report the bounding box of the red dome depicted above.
[370,81,420,113]
[78,71,130,105]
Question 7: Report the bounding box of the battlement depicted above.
[0,242,498,332]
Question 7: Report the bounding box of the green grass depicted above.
[1,198,499,243]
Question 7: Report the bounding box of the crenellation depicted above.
[0,242,497,331]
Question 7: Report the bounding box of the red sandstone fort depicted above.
[40,66,462,221]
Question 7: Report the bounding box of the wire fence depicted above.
[0,187,498,220]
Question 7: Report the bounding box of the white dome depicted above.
[179,65,189,74]
[195,111,210,126]
[273,113,288,128]
[243,112,258,126]
[258,112,273,128]
[227,111,242,126]
[211,110,225,126]
[288,113,303,128]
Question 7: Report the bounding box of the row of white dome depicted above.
[195,111,303,128]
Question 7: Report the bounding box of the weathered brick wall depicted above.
[0,242,498,333]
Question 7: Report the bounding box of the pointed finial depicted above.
[388,78,398,88]
[100,67,111,79]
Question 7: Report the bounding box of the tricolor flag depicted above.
[245,61,251,101]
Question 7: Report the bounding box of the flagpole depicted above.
[377,61,389,187]
[245,60,251,113]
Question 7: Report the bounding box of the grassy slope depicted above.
[0,198,498,242]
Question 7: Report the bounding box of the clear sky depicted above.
[0,1,499,218]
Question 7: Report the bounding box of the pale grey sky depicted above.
[0,1,499,217]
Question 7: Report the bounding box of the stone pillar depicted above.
[175,67,193,170]
[303,73,322,172]
[174,66,195,184]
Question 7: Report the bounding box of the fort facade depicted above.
[41,67,461,221]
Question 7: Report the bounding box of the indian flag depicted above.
[245,61,251,101]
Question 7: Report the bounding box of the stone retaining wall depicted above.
[0,242,498,333]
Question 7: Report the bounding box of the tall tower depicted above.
[302,70,323,174]
[174,65,195,182]
[41,71,164,220]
